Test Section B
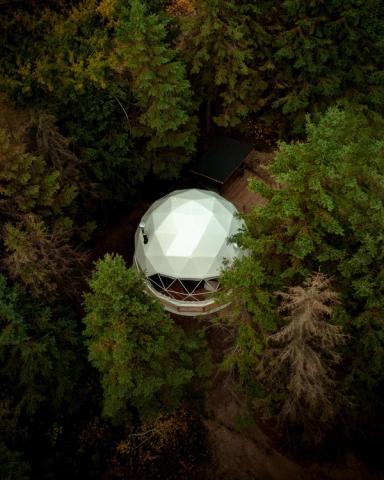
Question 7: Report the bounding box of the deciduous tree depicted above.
[0,1,139,200]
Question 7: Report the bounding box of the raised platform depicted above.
[221,150,276,213]
[221,167,267,213]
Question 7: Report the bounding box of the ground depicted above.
[203,371,379,480]
[200,316,380,480]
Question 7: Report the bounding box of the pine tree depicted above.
[179,0,270,129]
[83,254,207,423]
[273,0,384,133]
[262,273,344,439]
[0,274,80,416]
[0,128,75,218]
[113,0,198,178]
[3,215,88,300]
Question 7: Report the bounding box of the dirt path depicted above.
[204,385,303,480]
[202,325,381,480]
[203,377,381,480]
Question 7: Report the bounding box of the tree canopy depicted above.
[219,105,384,440]
[83,254,208,423]
[1,0,384,476]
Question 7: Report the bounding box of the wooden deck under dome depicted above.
[222,150,276,213]
[221,167,266,213]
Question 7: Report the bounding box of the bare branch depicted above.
[260,273,346,441]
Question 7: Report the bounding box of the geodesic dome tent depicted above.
[134,188,245,316]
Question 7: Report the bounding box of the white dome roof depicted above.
[134,189,244,280]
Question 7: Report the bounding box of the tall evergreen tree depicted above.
[83,254,207,424]
[0,274,80,416]
[179,0,270,130]
[112,0,198,178]
[262,273,345,440]
[0,104,89,299]
[3,216,88,300]
[0,128,76,220]
[273,0,384,132]
[217,255,276,396]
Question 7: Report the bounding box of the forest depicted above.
[1,0,384,479]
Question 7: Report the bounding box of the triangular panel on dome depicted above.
[158,274,175,289]
[186,256,220,278]
[192,231,227,259]
[146,256,175,278]
[212,200,236,225]
[153,231,176,256]
[196,200,216,216]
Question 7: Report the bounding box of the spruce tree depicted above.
[217,255,277,396]
[0,128,75,218]
[0,108,88,299]
[113,0,198,178]
[263,273,345,440]
[3,216,88,300]
[0,274,80,416]
[0,100,80,223]
[273,0,384,132]
[83,254,207,424]
[180,0,270,130]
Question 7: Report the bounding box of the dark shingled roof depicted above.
[191,136,253,185]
